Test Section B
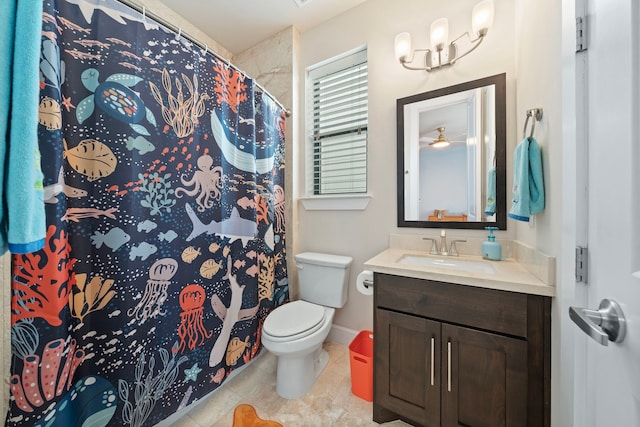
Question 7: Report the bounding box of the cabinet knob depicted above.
[447,341,452,392]
[430,337,435,386]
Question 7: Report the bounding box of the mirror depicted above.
[396,73,506,229]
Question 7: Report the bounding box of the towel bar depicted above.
[523,108,543,139]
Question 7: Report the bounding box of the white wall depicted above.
[420,147,469,218]
[514,1,566,426]
[297,0,517,337]
[296,1,568,424]
[513,0,562,255]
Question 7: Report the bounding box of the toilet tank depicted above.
[295,252,352,308]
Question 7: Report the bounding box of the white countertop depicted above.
[364,247,556,297]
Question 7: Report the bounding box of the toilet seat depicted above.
[263,300,325,340]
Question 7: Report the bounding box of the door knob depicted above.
[569,299,626,346]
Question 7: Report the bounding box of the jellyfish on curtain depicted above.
[127,258,178,323]
[175,284,212,353]
[273,184,286,233]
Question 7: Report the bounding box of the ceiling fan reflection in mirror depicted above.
[419,127,466,149]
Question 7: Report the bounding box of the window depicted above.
[307,48,368,196]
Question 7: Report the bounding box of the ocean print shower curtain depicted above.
[6,0,289,425]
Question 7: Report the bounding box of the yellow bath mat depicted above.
[232,404,282,427]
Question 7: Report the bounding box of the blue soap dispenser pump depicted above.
[482,226,502,261]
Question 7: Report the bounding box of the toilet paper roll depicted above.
[356,270,374,296]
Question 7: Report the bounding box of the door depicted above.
[441,324,527,427]
[570,0,640,425]
[375,309,441,427]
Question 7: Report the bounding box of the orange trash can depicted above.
[349,330,374,401]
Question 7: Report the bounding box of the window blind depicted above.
[309,53,368,195]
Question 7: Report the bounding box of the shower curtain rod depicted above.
[115,0,291,117]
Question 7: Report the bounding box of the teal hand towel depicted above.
[0,0,46,254]
[484,167,496,216]
[508,137,545,222]
[0,1,17,252]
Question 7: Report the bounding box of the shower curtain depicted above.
[6,0,289,425]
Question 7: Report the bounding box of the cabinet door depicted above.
[441,324,527,427]
[375,309,441,427]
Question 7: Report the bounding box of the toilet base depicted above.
[275,346,329,399]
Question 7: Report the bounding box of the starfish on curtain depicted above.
[61,95,75,112]
[183,363,202,382]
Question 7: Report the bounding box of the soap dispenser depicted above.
[482,226,502,261]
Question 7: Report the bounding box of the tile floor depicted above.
[156,341,413,426]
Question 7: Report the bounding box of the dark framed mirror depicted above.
[397,73,506,229]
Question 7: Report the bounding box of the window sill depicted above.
[299,194,372,211]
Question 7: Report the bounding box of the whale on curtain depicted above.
[210,109,276,174]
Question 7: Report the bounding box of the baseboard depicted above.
[328,324,358,346]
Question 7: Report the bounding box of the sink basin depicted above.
[397,254,496,275]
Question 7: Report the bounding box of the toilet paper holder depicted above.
[356,270,375,296]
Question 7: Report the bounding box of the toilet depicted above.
[261,252,352,399]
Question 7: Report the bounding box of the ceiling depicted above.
[419,102,469,150]
[158,0,368,55]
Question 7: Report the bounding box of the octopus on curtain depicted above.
[127,258,178,323]
[176,284,212,353]
[274,184,285,233]
[175,154,223,211]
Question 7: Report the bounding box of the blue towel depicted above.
[0,0,46,254]
[508,137,544,222]
[484,167,496,216]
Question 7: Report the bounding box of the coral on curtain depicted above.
[6,0,289,425]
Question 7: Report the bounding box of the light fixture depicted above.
[430,127,451,148]
[394,0,494,72]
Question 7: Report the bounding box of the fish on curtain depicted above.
[6,0,289,426]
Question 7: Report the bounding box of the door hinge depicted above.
[576,246,588,283]
[576,17,587,52]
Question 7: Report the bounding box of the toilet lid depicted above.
[263,300,325,338]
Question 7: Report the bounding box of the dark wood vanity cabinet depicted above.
[373,273,551,427]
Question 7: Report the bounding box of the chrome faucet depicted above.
[449,239,466,257]
[422,237,439,255]
[424,232,466,256]
[439,230,448,256]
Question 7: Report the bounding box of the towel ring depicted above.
[523,108,543,139]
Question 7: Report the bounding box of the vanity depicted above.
[380,72,553,426]
[364,247,554,427]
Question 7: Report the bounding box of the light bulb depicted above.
[394,32,412,62]
[430,18,449,52]
[430,140,450,148]
[472,0,494,37]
